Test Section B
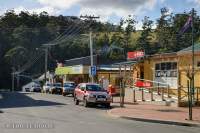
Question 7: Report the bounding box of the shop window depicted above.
[155,62,177,77]
[197,61,200,67]
[155,64,160,70]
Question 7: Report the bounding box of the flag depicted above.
[179,16,192,35]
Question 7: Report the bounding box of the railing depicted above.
[124,77,174,102]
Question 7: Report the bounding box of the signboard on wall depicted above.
[135,80,152,88]
[127,50,145,60]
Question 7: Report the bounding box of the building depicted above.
[132,43,200,106]
[55,55,128,91]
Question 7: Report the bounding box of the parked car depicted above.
[62,82,76,96]
[50,83,62,94]
[30,84,41,92]
[42,82,52,93]
[74,83,112,108]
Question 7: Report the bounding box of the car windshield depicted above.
[33,85,40,87]
[86,84,104,91]
[46,83,51,86]
[54,83,61,87]
[64,83,75,87]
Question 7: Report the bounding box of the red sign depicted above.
[135,80,152,88]
[127,51,144,60]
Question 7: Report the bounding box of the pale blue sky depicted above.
[0,0,199,29]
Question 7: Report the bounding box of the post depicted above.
[151,87,154,101]
[157,83,160,95]
[119,64,123,107]
[12,69,15,92]
[16,65,20,89]
[187,80,192,120]
[44,47,48,83]
[133,89,136,103]
[190,8,195,121]
[80,15,99,83]
[167,85,170,98]
[161,87,165,101]
[90,31,94,83]
[197,88,199,102]
[142,88,145,101]
[122,65,126,105]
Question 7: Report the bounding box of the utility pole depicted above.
[80,15,99,83]
[44,47,48,83]
[89,31,94,83]
[11,67,15,92]
[190,8,195,121]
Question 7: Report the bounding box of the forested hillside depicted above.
[0,7,200,89]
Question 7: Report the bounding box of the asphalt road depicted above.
[0,92,199,133]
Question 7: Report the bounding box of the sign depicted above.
[127,51,145,60]
[89,66,96,76]
[135,80,152,88]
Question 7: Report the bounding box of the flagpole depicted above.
[190,8,195,121]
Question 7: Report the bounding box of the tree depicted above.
[123,15,136,52]
[137,16,153,54]
[155,7,173,53]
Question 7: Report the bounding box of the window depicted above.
[155,62,177,77]
[197,61,200,67]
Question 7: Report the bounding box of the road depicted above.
[0,92,199,133]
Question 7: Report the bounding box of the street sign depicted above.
[89,66,96,76]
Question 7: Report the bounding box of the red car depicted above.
[74,83,112,108]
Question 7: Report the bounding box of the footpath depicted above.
[108,88,200,127]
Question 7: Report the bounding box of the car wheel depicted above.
[83,99,89,107]
[74,97,79,105]
[105,103,111,108]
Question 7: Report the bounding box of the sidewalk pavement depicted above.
[109,103,200,126]
[108,88,200,127]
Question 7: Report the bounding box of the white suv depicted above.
[43,82,52,93]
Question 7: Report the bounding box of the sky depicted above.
[0,0,200,29]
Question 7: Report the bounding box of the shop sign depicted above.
[135,80,152,88]
[127,51,144,60]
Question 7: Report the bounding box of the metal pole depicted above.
[151,87,154,101]
[133,89,136,103]
[90,31,94,83]
[188,80,192,120]
[12,71,14,92]
[167,85,170,98]
[45,47,48,83]
[190,8,195,120]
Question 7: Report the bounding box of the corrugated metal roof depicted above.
[178,43,200,54]
[64,55,97,66]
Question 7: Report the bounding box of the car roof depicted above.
[54,82,61,84]
[80,83,100,86]
[64,81,75,83]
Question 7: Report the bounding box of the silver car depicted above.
[62,82,76,96]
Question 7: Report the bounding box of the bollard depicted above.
[161,87,165,101]
[157,83,160,95]
[151,87,154,101]
[197,88,199,102]
[167,85,170,98]
[142,88,145,101]
[133,89,136,103]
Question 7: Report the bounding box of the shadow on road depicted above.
[0,92,66,109]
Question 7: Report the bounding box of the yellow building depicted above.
[132,43,200,106]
